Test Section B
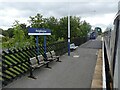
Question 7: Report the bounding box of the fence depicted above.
[71,37,87,46]
[1,37,87,87]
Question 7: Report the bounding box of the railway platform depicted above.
[3,38,102,89]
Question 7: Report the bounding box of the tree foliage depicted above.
[29,13,44,28]
[42,16,59,43]
[80,21,91,37]
[2,13,91,49]
[2,28,14,38]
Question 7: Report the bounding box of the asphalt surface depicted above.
[4,39,102,88]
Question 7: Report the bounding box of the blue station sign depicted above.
[28,28,51,35]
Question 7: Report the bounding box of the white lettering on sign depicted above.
[36,30,47,33]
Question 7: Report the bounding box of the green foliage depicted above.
[27,36,35,46]
[2,38,14,48]
[2,21,35,48]
[59,16,91,39]
[20,23,28,38]
[29,13,44,28]
[44,16,59,41]
[2,28,14,38]
[0,42,2,49]
[79,21,91,37]
[2,36,9,42]
[0,28,2,34]
[70,16,81,38]
[12,21,36,48]
[2,13,91,49]
[59,16,68,40]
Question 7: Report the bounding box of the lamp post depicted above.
[68,2,70,56]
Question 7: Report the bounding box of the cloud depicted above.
[0,1,119,30]
[70,2,118,17]
[0,0,119,2]
[0,2,118,17]
[81,13,115,30]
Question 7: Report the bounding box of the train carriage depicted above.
[103,2,120,89]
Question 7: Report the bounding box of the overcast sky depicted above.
[0,0,119,31]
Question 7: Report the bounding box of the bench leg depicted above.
[28,75,37,79]
[56,58,62,62]
[28,67,37,79]
[45,63,52,69]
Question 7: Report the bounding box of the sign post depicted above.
[36,35,39,55]
[44,36,47,58]
[28,28,51,58]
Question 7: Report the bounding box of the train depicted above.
[90,31,97,39]
[88,27,102,40]
[103,1,120,89]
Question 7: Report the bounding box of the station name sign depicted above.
[28,28,51,35]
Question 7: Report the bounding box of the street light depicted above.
[68,2,70,56]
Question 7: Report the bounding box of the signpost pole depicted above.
[68,3,70,56]
[36,35,39,55]
[44,35,47,58]
[28,28,51,57]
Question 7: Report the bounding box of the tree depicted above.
[70,16,81,38]
[0,28,3,34]
[11,21,26,48]
[44,16,59,42]
[29,13,44,28]
[2,28,14,38]
[59,16,68,40]
[79,21,91,37]
[2,13,92,49]
[29,13,46,45]
[59,16,84,40]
